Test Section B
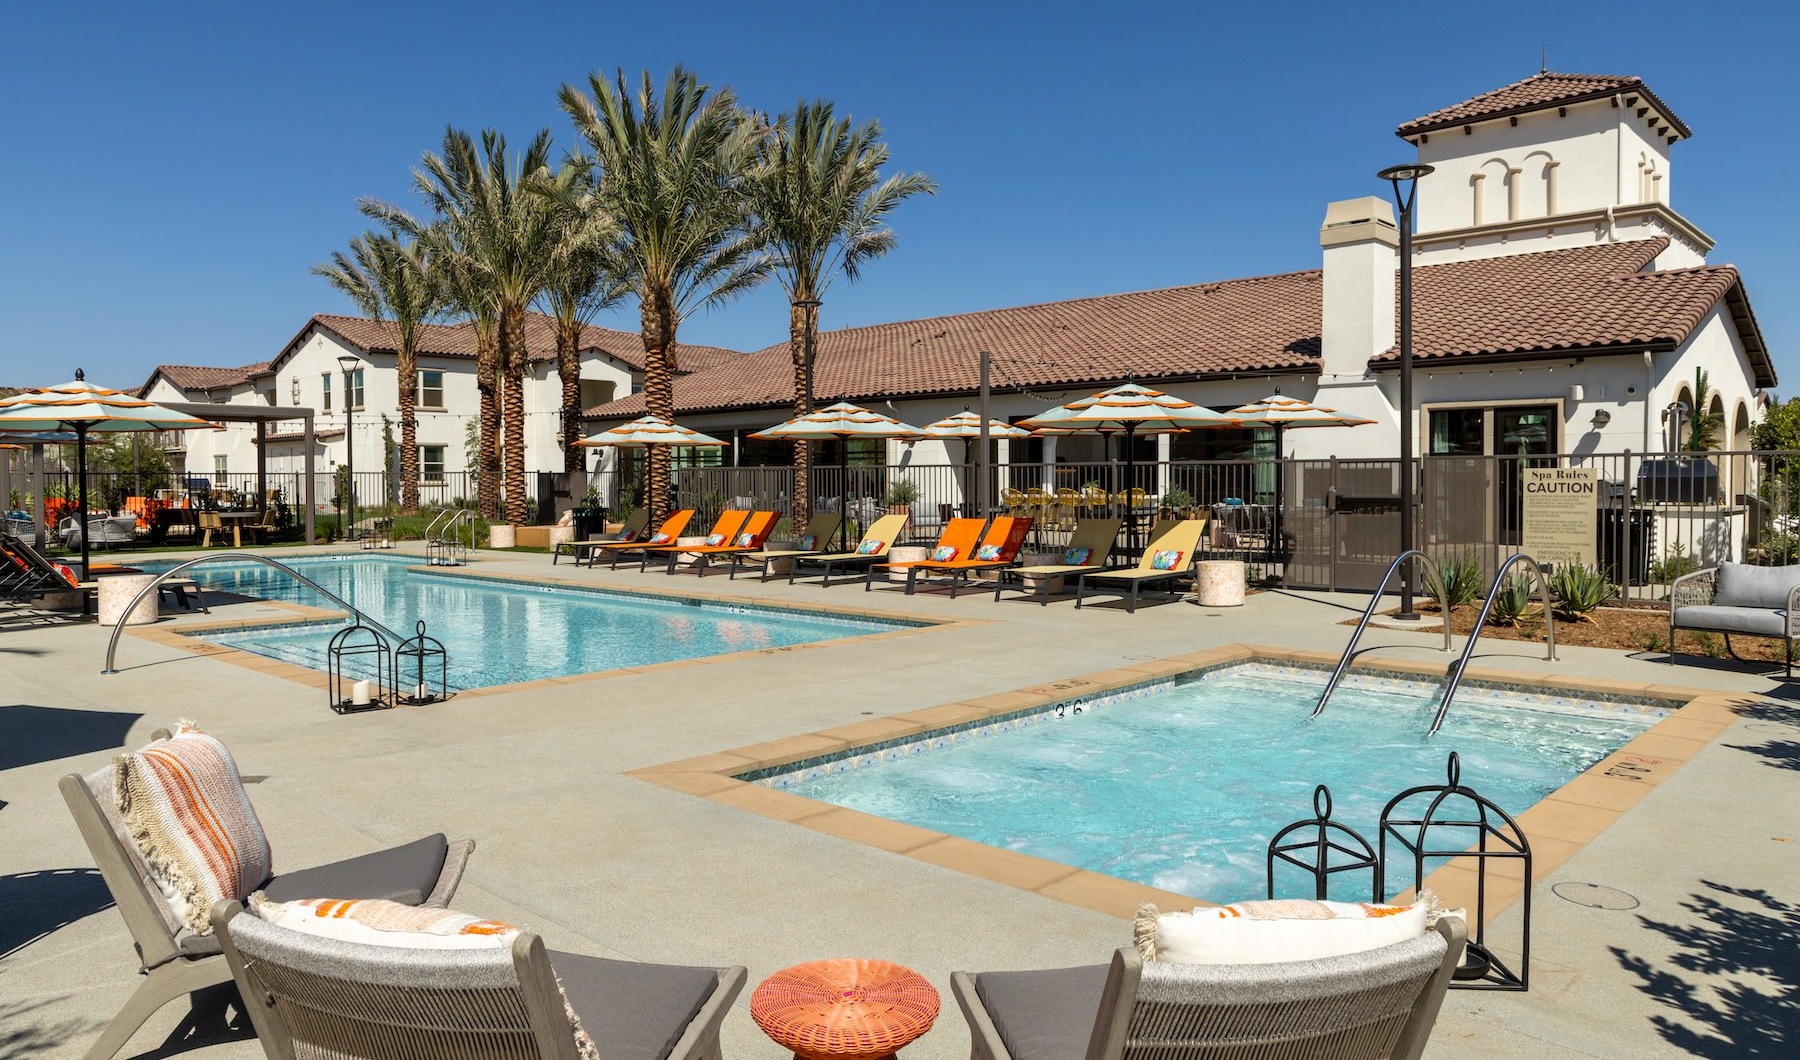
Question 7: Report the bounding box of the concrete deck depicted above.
[2,544,1794,1058]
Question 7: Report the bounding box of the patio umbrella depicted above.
[1019,383,1240,550]
[577,415,729,519]
[914,411,1029,515]
[750,401,925,548]
[0,371,217,576]
[1218,394,1376,562]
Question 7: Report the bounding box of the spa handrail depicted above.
[1427,553,1556,736]
[102,553,402,675]
[1313,549,1452,719]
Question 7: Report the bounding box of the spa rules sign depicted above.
[1522,467,1598,566]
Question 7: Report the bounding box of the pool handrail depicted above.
[1312,549,1452,719]
[1427,553,1556,736]
[101,553,404,675]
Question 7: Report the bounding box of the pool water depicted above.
[777,664,1661,902]
[145,555,913,690]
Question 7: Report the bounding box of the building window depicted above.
[419,445,446,483]
[213,455,229,477]
[321,373,331,412]
[417,369,444,409]
[349,368,365,411]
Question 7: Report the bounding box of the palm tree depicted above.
[535,164,626,476]
[431,235,503,518]
[374,128,559,526]
[1685,367,1725,452]
[558,66,768,521]
[746,100,935,528]
[312,231,441,515]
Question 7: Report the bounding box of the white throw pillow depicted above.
[1135,896,1431,965]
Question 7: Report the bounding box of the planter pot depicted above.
[887,546,928,582]
[99,574,160,626]
[548,526,575,546]
[487,524,515,549]
[1194,559,1246,607]
[1020,552,1066,594]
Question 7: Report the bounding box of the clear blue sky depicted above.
[4,1,1795,389]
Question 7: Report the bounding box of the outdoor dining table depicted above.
[217,510,259,546]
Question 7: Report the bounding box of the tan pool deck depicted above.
[2,543,1795,1058]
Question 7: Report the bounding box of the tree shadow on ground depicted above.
[1727,700,1800,772]
[0,867,115,959]
[1612,880,1800,1056]
[0,704,141,771]
[0,997,92,1059]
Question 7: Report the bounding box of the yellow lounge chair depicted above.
[727,512,844,581]
[1074,518,1208,613]
[992,517,1122,605]
[790,512,910,587]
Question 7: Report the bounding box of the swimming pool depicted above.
[143,555,919,690]
[752,661,1663,902]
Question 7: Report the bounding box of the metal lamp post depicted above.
[338,354,359,541]
[1378,163,1433,620]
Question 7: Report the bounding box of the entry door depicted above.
[1493,406,1557,545]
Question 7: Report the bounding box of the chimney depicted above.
[1319,197,1398,379]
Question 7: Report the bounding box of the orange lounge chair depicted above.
[667,510,782,577]
[789,513,911,587]
[584,510,695,569]
[908,516,1035,597]
[636,510,750,572]
[866,517,987,592]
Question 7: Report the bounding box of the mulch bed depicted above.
[1362,601,1793,663]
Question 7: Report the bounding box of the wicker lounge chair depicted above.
[1074,518,1208,613]
[951,920,1463,1060]
[789,512,911,587]
[584,510,695,569]
[992,518,1123,605]
[556,509,649,566]
[637,510,750,573]
[726,512,845,581]
[907,516,1036,597]
[60,730,475,1060]
[668,510,782,576]
[212,899,744,1060]
[866,517,987,592]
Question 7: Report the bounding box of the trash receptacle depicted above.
[1597,507,1651,586]
[571,506,606,540]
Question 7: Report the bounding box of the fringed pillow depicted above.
[1134,893,1443,965]
[115,722,273,935]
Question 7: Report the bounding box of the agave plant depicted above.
[1426,549,1484,611]
[1550,561,1617,623]
[1487,573,1539,627]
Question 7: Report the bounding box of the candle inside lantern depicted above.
[352,680,371,706]
[415,681,427,702]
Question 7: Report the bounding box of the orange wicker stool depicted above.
[750,958,940,1060]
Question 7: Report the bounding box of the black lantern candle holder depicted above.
[1267,784,1380,902]
[394,620,449,705]
[327,622,393,713]
[1379,752,1532,990]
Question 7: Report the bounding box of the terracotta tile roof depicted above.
[307,312,740,373]
[1396,72,1690,139]
[148,362,272,393]
[587,239,1770,419]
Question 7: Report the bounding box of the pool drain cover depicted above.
[1552,882,1639,910]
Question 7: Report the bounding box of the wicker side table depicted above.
[751,958,940,1060]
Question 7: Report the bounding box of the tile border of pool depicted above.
[123,555,972,697]
[630,643,1758,922]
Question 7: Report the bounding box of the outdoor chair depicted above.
[866,517,987,592]
[667,509,782,576]
[789,512,910,587]
[210,899,745,1060]
[557,508,649,566]
[907,516,1035,598]
[61,514,138,550]
[727,512,844,581]
[951,920,1463,1060]
[60,729,475,1060]
[242,509,280,545]
[1074,518,1209,613]
[993,518,1122,605]
[584,510,695,569]
[2,531,94,609]
[636,510,750,573]
[198,511,224,547]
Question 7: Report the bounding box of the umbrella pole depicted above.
[1122,425,1136,556]
[1270,424,1283,573]
[76,422,90,577]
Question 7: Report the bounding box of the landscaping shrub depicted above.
[1550,561,1617,623]
[1427,549,1484,611]
[1649,542,1698,583]
[1487,573,1538,627]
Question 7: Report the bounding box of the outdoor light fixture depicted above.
[1591,409,1612,428]
[1378,163,1434,620]
[338,354,359,541]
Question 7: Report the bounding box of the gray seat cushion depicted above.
[260,833,448,905]
[1714,562,1800,609]
[1673,604,1790,637]
[551,950,719,1060]
[974,963,1109,1060]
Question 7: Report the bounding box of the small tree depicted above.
[1683,368,1724,452]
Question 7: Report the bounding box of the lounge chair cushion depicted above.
[857,539,884,555]
[1671,604,1790,637]
[972,963,1109,1060]
[115,725,273,934]
[1063,547,1091,566]
[976,544,1004,561]
[552,949,721,1060]
[261,833,450,906]
[931,545,958,561]
[1713,562,1800,609]
[1150,550,1184,571]
[1136,898,1428,965]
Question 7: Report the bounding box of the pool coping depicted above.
[122,557,975,698]
[630,642,1756,922]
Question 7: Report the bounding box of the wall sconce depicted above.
[1567,384,1585,402]
[1591,409,1612,428]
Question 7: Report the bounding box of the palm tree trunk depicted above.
[557,320,584,475]
[640,284,679,524]
[476,329,501,521]
[501,303,529,526]
[397,341,420,516]
[789,300,817,533]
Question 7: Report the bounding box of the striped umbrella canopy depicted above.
[576,415,729,449]
[0,370,218,573]
[1220,394,1376,454]
[1017,382,1240,433]
[749,401,925,442]
[912,411,1030,439]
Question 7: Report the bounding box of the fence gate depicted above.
[1287,458,1403,593]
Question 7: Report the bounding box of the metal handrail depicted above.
[102,553,402,674]
[424,507,474,565]
[1428,553,1556,736]
[1313,549,1451,718]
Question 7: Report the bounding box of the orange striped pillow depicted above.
[116,723,272,934]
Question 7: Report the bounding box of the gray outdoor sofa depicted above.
[1669,561,1800,676]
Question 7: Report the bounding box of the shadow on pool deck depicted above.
[0,868,114,959]
[0,705,140,771]
[1612,879,1800,1057]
